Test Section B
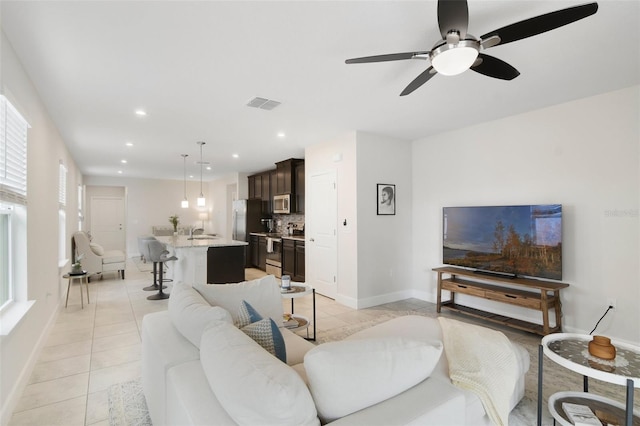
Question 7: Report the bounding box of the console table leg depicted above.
[436,272,442,313]
[583,375,589,392]
[541,291,550,334]
[537,344,543,426]
[553,290,563,331]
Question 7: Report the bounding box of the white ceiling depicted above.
[1,1,638,182]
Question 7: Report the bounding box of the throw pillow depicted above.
[200,321,319,426]
[304,337,443,423]
[237,300,286,363]
[168,281,232,348]
[89,242,104,256]
[193,275,283,325]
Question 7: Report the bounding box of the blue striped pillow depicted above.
[237,300,286,363]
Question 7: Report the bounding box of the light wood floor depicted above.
[8,262,638,425]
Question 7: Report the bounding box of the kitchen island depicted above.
[156,235,248,285]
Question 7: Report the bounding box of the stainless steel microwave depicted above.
[273,194,291,214]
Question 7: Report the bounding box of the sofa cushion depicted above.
[200,321,319,426]
[237,300,286,362]
[168,282,233,348]
[194,275,283,325]
[89,242,104,256]
[101,249,126,264]
[304,337,443,423]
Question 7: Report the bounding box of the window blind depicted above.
[0,96,29,205]
[59,161,67,208]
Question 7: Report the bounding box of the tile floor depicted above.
[8,261,436,425]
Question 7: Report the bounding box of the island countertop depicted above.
[156,235,248,249]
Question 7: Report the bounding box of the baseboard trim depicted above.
[1,301,60,425]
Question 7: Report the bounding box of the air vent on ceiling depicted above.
[246,97,281,110]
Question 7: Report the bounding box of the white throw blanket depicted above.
[438,317,519,426]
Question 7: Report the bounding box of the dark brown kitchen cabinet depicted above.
[250,235,259,268]
[282,238,304,282]
[253,174,263,199]
[261,172,271,213]
[257,236,267,271]
[248,170,275,214]
[248,176,256,199]
[269,170,277,214]
[293,241,305,282]
[295,162,305,213]
[275,158,303,196]
[282,239,295,277]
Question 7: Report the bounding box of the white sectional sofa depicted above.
[142,276,530,426]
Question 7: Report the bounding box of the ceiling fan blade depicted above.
[438,0,469,39]
[345,52,427,64]
[471,54,520,80]
[400,67,437,96]
[480,2,598,47]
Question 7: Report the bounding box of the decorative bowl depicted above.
[588,335,616,360]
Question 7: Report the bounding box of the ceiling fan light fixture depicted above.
[430,40,479,76]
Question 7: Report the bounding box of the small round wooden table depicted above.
[63,271,90,309]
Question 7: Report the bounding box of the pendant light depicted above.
[181,154,189,208]
[197,141,206,207]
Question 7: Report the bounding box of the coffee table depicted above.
[538,333,640,426]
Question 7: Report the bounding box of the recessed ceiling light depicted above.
[121,159,127,164]
[277,132,286,138]
[125,142,133,147]
[232,154,239,159]
[135,110,147,116]
[118,170,123,174]
[189,175,194,179]
[206,166,211,171]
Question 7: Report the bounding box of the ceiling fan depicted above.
[345,1,598,96]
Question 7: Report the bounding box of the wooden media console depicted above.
[433,266,569,336]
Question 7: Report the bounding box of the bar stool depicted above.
[147,239,177,300]
[141,237,167,292]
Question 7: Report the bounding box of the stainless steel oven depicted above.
[265,237,282,278]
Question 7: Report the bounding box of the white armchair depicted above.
[72,231,126,281]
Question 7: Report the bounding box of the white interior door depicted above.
[90,196,125,252]
[306,170,337,298]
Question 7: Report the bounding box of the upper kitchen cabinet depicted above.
[275,158,303,196]
[295,162,305,213]
[248,170,273,214]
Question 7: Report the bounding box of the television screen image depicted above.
[443,204,562,280]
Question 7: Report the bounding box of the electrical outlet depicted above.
[607,298,617,309]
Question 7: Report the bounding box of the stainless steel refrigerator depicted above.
[232,199,264,265]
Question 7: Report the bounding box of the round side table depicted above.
[280,283,316,341]
[63,271,90,309]
[538,333,640,426]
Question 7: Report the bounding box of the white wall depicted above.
[306,132,358,304]
[306,131,414,308]
[1,31,83,423]
[412,86,639,344]
[356,132,414,306]
[83,176,210,256]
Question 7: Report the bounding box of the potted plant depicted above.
[169,214,180,235]
[72,254,84,274]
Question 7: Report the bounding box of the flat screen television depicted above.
[443,204,562,280]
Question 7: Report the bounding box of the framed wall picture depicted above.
[377,184,395,215]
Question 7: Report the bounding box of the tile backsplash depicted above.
[274,213,305,234]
